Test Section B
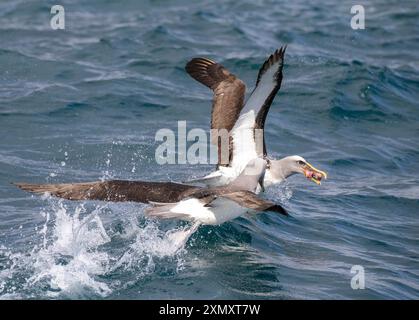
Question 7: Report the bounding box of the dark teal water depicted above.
[0,0,418,299]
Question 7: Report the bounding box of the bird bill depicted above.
[302,162,327,185]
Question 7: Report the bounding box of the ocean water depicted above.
[0,0,418,299]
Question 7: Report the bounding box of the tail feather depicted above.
[145,203,190,220]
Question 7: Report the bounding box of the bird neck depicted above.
[271,158,298,181]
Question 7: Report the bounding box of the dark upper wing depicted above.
[14,180,199,203]
[185,58,246,133]
[221,190,288,216]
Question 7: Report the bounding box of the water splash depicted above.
[0,198,195,299]
[109,220,199,278]
[26,200,111,298]
[265,180,293,205]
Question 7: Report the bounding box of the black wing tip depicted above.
[255,45,287,86]
[272,45,287,61]
[263,45,287,69]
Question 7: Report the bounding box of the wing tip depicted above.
[14,182,64,197]
[185,57,245,92]
[185,57,220,89]
[256,45,287,85]
[13,182,40,192]
[185,57,216,74]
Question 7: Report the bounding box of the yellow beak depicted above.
[303,162,328,185]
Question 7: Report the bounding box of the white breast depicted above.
[263,168,284,189]
[208,197,248,225]
[170,197,247,225]
[170,198,216,225]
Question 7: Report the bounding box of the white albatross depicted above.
[184,46,327,190]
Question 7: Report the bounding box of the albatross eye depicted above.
[297,160,305,166]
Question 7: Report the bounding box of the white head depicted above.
[267,155,327,185]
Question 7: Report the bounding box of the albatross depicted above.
[145,158,287,225]
[15,159,287,225]
[14,47,325,214]
[184,46,327,189]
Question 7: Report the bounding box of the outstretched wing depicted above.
[230,46,286,169]
[253,46,286,134]
[221,190,288,216]
[185,57,246,132]
[14,180,199,203]
[185,58,246,166]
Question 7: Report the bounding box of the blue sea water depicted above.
[0,0,418,299]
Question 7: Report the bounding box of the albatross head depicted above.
[267,155,327,186]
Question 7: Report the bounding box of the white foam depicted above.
[109,220,194,276]
[26,201,112,298]
[0,198,195,299]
